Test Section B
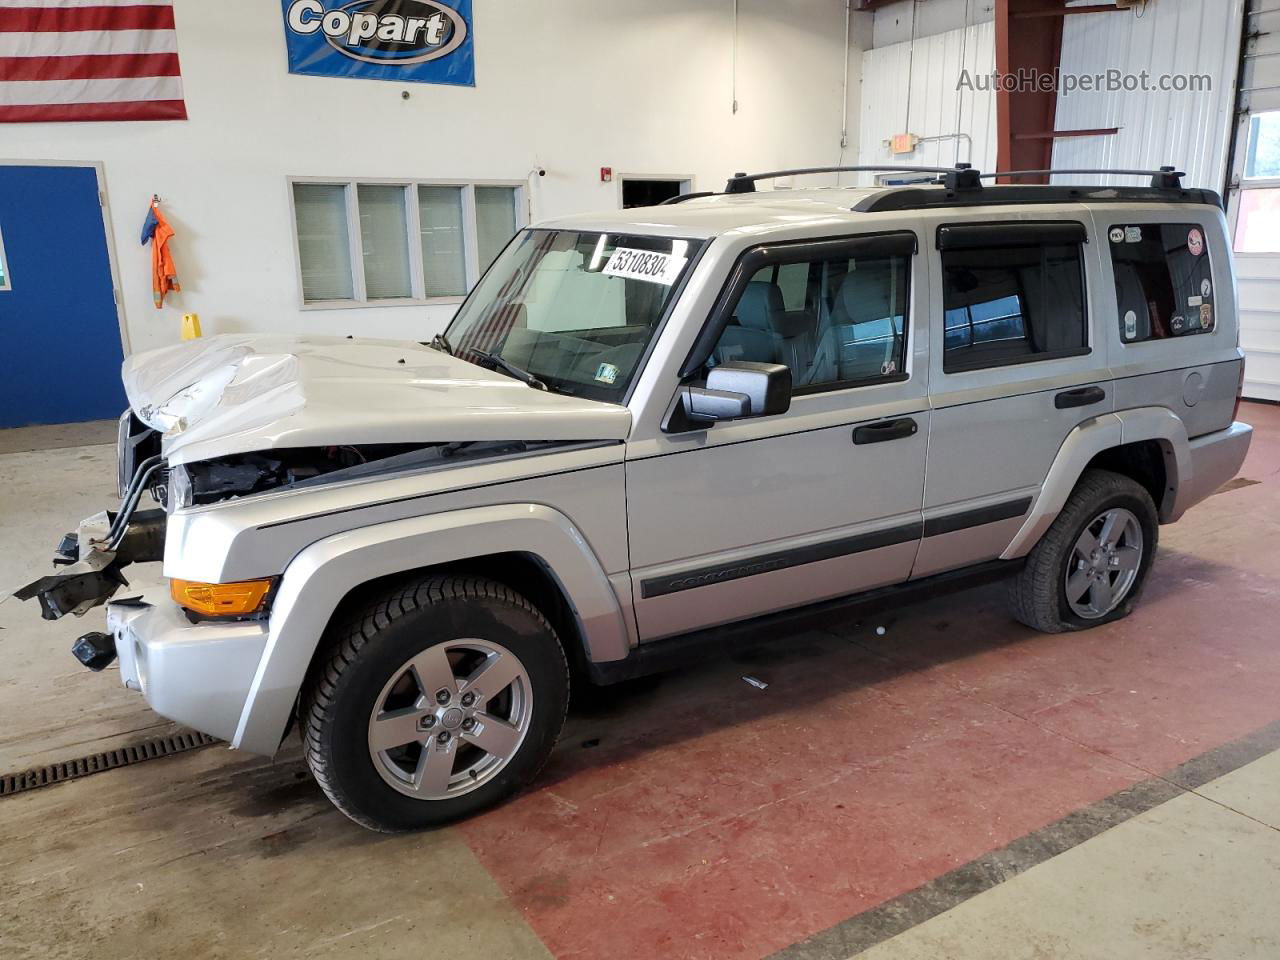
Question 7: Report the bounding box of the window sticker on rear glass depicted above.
[1109,227,1125,244]
[602,247,687,285]
[1124,310,1138,340]
[594,362,619,384]
[1108,222,1213,343]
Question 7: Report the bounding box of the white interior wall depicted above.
[857,20,997,179]
[0,0,868,355]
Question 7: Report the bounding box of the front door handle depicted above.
[1055,386,1106,410]
[853,417,918,445]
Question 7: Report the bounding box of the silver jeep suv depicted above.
[18,165,1253,831]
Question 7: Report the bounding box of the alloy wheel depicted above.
[366,639,533,800]
[1065,507,1144,620]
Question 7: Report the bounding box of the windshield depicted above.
[445,229,702,402]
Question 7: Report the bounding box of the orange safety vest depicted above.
[149,201,180,308]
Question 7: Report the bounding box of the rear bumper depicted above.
[1171,421,1254,520]
[108,599,267,744]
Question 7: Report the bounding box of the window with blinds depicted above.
[290,180,525,306]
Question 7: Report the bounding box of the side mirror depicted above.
[682,361,792,425]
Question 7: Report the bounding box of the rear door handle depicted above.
[1054,386,1106,410]
[853,417,918,445]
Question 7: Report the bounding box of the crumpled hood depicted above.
[123,334,631,465]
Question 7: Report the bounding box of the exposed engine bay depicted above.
[14,409,571,621]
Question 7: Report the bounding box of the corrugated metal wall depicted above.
[1052,0,1246,190]
[857,21,997,181]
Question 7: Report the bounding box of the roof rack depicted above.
[981,166,1185,189]
[658,191,717,205]
[723,165,979,194]
[700,163,1219,214]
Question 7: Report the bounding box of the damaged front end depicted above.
[14,504,168,622]
[13,408,449,621]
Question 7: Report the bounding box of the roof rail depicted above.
[658,191,717,205]
[723,164,974,194]
[724,163,1187,194]
[981,166,1185,189]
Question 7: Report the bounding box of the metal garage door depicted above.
[1228,0,1280,401]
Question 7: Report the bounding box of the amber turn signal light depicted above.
[171,578,274,617]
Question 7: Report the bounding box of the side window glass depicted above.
[941,237,1086,373]
[709,250,909,394]
[1108,223,1215,341]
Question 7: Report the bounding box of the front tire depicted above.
[1008,469,1159,633]
[301,575,569,832]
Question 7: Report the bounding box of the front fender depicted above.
[230,503,630,755]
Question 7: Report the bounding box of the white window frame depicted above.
[288,176,528,310]
[1233,110,1280,255]
[0,219,11,292]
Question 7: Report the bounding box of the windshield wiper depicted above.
[467,350,548,391]
[429,333,453,355]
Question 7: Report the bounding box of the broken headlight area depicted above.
[168,438,566,510]
[13,436,565,622]
[167,444,431,510]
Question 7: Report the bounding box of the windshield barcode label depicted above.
[602,247,687,285]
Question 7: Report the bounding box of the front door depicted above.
[0,164,126,427]
[625,232,929,641]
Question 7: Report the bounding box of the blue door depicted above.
[0,165,127,427]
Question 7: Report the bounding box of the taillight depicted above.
[1233,360,1246,422]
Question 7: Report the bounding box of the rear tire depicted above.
[301,575,569,832]
[1007,469,1158,633]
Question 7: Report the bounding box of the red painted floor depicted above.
[459,402,1280,960]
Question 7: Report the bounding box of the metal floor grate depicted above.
[0,730,218,798]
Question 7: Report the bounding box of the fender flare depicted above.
[231,503,631,755]
[1000,407,1189,559]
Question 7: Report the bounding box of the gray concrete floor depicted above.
[2,419,1279,960]
[857,751,1280,960]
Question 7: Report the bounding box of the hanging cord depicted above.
[904,0,919,138]
[837,0,852,179]
[955,0,971,166]
[731,0,739,114]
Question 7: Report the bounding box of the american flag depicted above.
[0,0,186,123]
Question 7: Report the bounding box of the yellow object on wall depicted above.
[181,313,202,339]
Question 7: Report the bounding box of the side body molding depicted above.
[1000,407,1190,560]
[231,503,631,755]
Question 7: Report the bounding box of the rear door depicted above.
[624,231,930,641]
[0,163,126,427]
[914,211,1113,578]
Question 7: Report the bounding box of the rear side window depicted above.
[939,222,1088,373]
[1108,223,1215,342]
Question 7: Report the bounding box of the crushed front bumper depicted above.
[108,599,268,743]
[12,509,166,620]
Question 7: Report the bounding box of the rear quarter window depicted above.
[1108,223,1215,342]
